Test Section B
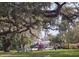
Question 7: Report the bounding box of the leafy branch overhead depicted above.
[0,2,79,38]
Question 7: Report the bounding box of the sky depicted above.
[48,30,59,36]
[40,3,59,38]
[40,29,59,39]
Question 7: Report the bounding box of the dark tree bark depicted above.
[2,38,11,52]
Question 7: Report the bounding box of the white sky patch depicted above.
[39,29,59,39]
[40,31,45,38]
[48,30,59,36]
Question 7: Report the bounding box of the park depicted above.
[0,2,79,57]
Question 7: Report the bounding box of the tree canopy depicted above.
[0,2,79,52]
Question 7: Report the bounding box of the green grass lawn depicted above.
[0,49,79,57]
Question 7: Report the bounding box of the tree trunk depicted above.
[3,45,10,52]
[68,43,69,49]
[53,43,56,50]
[2,39,11,52]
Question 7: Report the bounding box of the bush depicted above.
[69,44,77,49]
[63,44,69,49]
[63,43,79,49]
[76,43,79,48]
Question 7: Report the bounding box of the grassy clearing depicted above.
[0,49,79,57]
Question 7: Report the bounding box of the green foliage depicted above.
[59,20,69,31]
[48,34,62,44]
[21,35,32,45]
[64,22,79,43]
[0,2,79,52]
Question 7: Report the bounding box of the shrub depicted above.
[76,43,79,48]
[63,43,79,49]
[63,44,69,49]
